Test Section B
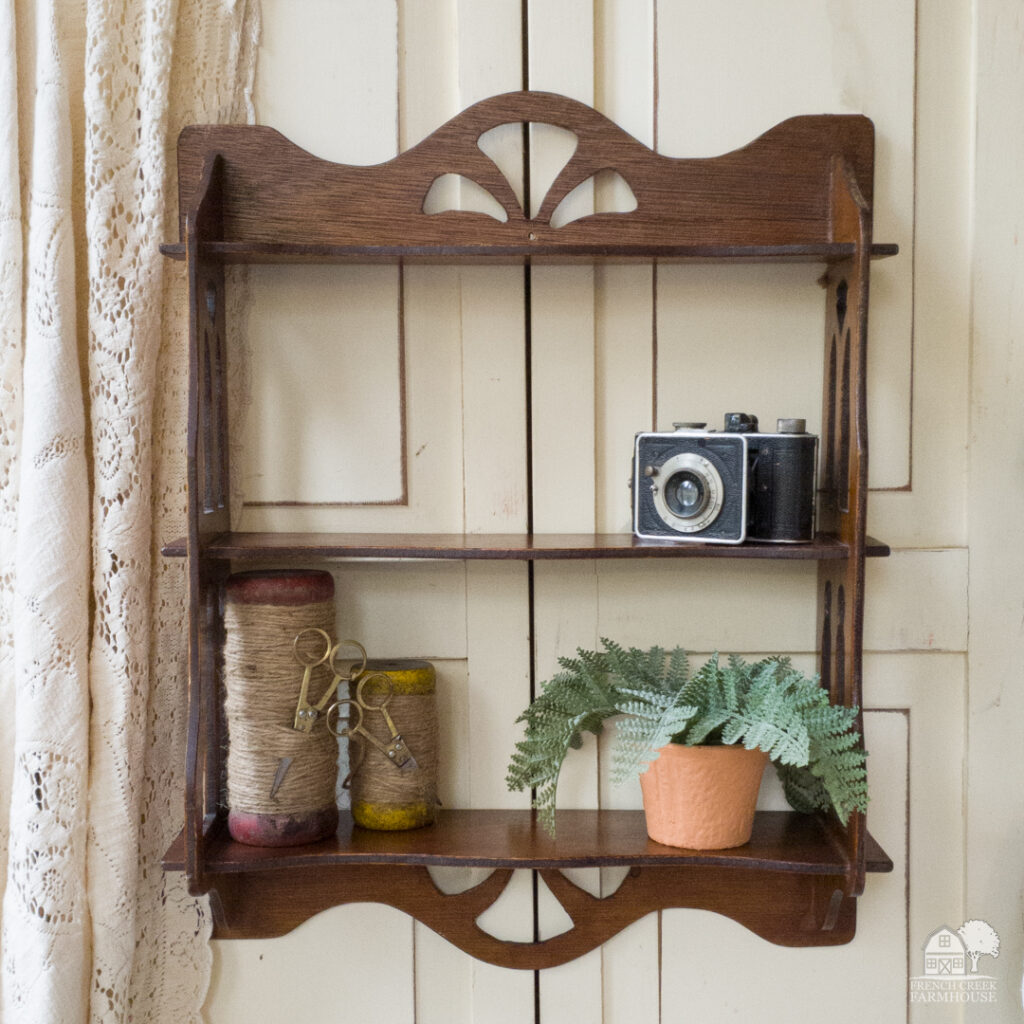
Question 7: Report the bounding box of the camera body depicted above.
[632,414,817,544]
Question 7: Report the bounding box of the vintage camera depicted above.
[632,414,817,544]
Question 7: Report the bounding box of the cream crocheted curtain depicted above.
[0,0,258,1020]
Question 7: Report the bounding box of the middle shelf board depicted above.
[161,531,891,561]
[163,809,894,876]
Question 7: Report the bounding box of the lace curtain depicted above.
[0,1,259,1020]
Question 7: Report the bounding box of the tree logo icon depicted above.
[957,920,1000,973]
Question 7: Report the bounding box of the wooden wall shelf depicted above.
[162,91,895,965]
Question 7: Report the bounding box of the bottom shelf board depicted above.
[163,808,893,876]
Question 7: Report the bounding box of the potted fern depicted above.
[506,640,868,850]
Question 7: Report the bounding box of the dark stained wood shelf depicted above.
[163,809,893,876]
[159,240,899,264]
[161,94,895,960]
[160,531,891,560]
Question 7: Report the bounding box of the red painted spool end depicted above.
[225,569,335,606]
[228,807,340,847]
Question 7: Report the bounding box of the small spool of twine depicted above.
[223,569,339,847]
[347,660,440,831]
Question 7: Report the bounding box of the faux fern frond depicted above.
[773,702,868,823]
[610,687,698,783]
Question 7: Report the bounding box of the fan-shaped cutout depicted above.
[478,122,527,212]
[422,173,509,221]
[550,169,638,228]
[426,865,496,895]
[477,122,580,217]
[534,873,576,939]
[525,123,579,218]
[475,870,535,941]
[598,865,630,899]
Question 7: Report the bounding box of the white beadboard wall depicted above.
[199,1,1024,1021]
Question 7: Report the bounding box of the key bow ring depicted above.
[291,629,367,733]
[326,672,421,787]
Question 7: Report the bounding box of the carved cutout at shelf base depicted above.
[205,863,858,968]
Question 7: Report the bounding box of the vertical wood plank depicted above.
[529,264,595,534]
[526,4,606,1020]
[528,1,595,536]
[594,265,653,533]
[459,562,535,1015]
[967,0,1024,1002]
[592,5,662,1023]
[398,2,533,1017]
[531,560,599,862]
[592,0,657,537]
[444,4,536,1020]
[398,0,457,153]
[531,559,602,1017]
[526,1,599,843]
[400,265,469,532]
[459,268,529,532]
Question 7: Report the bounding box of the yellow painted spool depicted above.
[348,659,439,830]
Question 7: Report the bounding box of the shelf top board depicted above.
[159,240,898,265]
[160,531,891,561]
[165,94,892,259]
[163,809,894,875]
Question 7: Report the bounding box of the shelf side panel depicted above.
[183,153,232,895]
[817,155,873,898]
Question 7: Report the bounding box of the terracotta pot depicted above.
[639,744,769,850]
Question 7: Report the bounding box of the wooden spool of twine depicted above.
[223,569,339,847]
[345,660,440,831]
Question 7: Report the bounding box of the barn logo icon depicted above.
[911,920,1000,1004]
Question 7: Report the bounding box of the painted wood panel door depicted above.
[202,2,973,1022]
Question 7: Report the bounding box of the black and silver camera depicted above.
[632,413,817,544]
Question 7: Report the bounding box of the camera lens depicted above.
[649,451,725,534]
[665,471,709,519]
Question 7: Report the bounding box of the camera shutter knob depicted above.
[643,465,658,478]
[777,418,807,434]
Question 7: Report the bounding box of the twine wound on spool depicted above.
[223,570,339,846]
[344,660,440,831]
